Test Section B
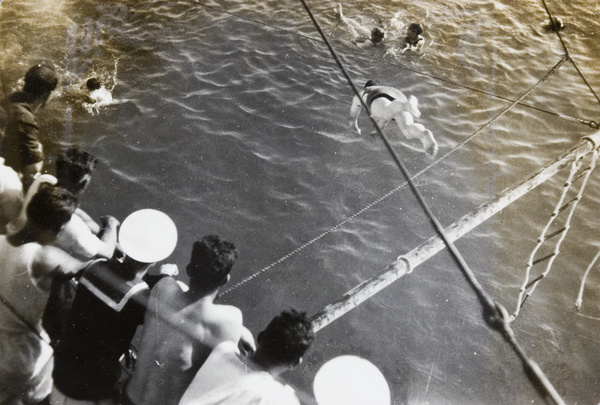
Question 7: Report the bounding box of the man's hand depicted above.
[158,264,179,277]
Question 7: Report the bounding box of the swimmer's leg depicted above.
[410,124,438,159]
[349,95,363,134]
[393,112,439,158]
[408,95,420,118]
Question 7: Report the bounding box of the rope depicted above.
[514,157,582,318]
[377,58,599,130]
[219,55,568,298]
[575,247,600,311]
[513,148,599,319]
[297,1,565,403]
[540,0,600,105]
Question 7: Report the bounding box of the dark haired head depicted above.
[56,147,98,194]
[408,23,423,36]
[86,78,102,91]
[257,309,314,366]
[364,80,380,88]
[27,185,77,234]
[186,235,238,289]
[23,64,58,99]
[371,28,385,45]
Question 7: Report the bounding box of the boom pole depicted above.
[311,132,600,332]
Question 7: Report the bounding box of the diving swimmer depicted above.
[349,80,439,159]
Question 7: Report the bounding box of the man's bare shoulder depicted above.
[192,304,243,345]
[148,277,189,311]
[152,275,185,294]
[212,303,243,323]
[213,304,243,337]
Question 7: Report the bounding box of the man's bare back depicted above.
[125,241,245,405]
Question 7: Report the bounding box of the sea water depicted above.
[1,0,600,403]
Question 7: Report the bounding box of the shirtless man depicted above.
[0,185,98,405]
[124,235,252,405]
[178,309,315,405]
[349,80,439,159]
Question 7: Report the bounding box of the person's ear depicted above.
[221,274,231,286]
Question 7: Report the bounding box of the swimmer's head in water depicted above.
[24,64,58,99]
[371,28,385,45]
[408,23,423,36]
[406,23,423,46]
[364,80,380,88]
[86,78,102,91]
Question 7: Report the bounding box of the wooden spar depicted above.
[311,132,600,332]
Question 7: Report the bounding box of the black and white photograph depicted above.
[0,0,599,404]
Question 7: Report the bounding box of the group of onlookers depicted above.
[0,64,314,405]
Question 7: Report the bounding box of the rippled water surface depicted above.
[1,0,600,403]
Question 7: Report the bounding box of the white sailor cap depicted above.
[119,209,178,263]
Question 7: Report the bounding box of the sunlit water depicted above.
[1,0,600,403]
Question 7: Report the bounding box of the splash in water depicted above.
[82,58,119,115]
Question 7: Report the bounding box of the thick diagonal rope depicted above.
[575,248,600,311]
[540,0,600,105]
[219,55,568,298]
[513,149,599,320]
[296,0,565,403]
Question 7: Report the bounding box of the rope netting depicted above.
[513,148,599,320]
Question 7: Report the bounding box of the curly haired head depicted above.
[24,64,58,99]
[257,309,315,366]
[27,185,77,234]
[187,235,238,289]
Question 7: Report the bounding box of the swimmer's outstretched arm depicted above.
[349,94,363,134]
[336,3,371,39]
